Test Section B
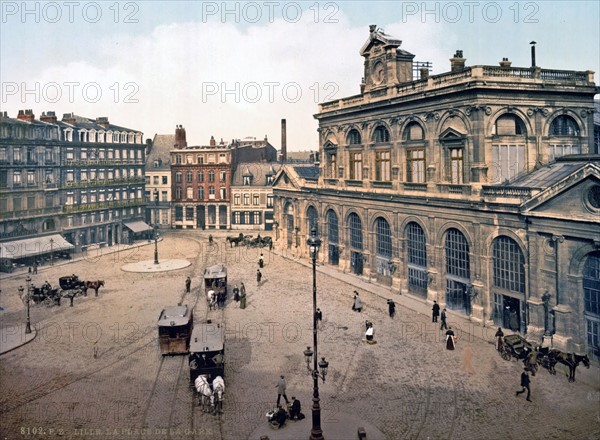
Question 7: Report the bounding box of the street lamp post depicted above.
[25,276,32,333]
[153,226,160,265]
[304,227,328,440]
[49,238,54,266]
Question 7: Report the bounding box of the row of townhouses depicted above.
[0,110,147,271]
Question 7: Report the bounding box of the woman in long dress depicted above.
[353,292,362,312]
[445,327,456,350]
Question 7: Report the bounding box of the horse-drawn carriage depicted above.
[499,334,538,362]
[28,282,62,306]
[204,263,227,310]
[226,233,272,248]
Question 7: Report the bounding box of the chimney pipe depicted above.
[530,41,537,67]
[281,119,287,162]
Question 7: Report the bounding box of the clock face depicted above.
[372,62,385,85]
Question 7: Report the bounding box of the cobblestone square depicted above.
[1,232,598,440]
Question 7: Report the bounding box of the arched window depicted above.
[349,213,362,250]
[327,210,338,244]
[492,236,525,293]
[285,202,294,248]
[306,205,318,234]
[494,114,526,136]
[406,222,427,295]
[584,251,600,359]
[372,126,390,143]
[327,209,339,265]
[548,115,582,160]
[347,129,361,145]
[403,122,424,140]
[551,115,580,136]
[375,217,392,258]
[445,228,471,313]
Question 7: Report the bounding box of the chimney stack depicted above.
[450,50,466,72]
[175,125,187,148]
[95,116,110,128]
[62,113,76,124]
[210,136,216,147]
[281,119,287,162]
[17,109,35,123]
[499,57,512,68]
[40,111,58,123]
[420,67,429,80]
[530,41,537,67]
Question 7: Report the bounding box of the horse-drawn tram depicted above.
[157,304,194,355]
[189,320,225,383]
[203,264,227,297]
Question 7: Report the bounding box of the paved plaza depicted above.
[1,231,598,440]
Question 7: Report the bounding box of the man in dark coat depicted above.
[516,369,532,401]
[185,276,191,293]
[387,299,396,318]
[289,397,305,420]
[440,308,448,330]
[256,269,262,286]
[432,300,440,322]
[233,285,240,302]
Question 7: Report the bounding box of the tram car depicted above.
[157,304,194,355]
[203,263,227,300]
[189,320,225,383]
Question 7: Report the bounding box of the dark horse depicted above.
[84,280,105,297]
[554,351,590,382]
[538,348,590,382]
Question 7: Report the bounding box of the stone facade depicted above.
[273,26,600,358]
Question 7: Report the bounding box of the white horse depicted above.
[207,290,217,311]
[194,374,213,411]
[212,376,225,415]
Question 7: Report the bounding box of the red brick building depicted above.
[170,133,231,229]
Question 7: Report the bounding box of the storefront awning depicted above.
[0,234,74,260]
[123,220,153,233]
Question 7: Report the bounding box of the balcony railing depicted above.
[64,177,145,188]
[437,183,472,195]
[403,182,428,192]
[481,186,533,199]
[63,198,145,214]
[65,159,143,166]
[0,206,62,220]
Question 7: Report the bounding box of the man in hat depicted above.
[276,375,289,406]
[387,299,396,318]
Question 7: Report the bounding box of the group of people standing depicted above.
[432,300,455,350]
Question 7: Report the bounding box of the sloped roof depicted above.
[508,157,594,189]
[61,114,141,133]
[294,165,319,180]
[145,134,174,170]
[232,162,282,186]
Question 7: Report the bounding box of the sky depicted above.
[1,1,599,150]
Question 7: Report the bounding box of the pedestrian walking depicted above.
[445,327,456,350]
[233,284,240,302]
[240,282,246,297]
[316,308,322,322]
[432,300,440,322]
[32,261,38,274]
[208,234,213,244]
[440,308,448,330]
[256,269,262,286]
[275,375,289,406]
[495,327,505,352]
[352,291,362,312]
[185,276,191,293]
[365,322,374,342]
[387,299,396,318]
[515,368,532,401]
[258,253,264,268]
[239,289,247,309]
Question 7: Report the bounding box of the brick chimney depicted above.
[210,136,216,146]
[499,57,512,68]
[420,67,429,80]
[62,113,76,124]
[450,50,466,72]
[175,125,187,148]
[17,109,35,123]
[95,116,110,128]
[40,111,58,123]
[281,119,287,162]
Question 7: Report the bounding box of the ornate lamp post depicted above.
[49,238,54,266]
[153,226,160,265]
[542,289,552,337]
[304,227,328,440]
[24,275,32,333]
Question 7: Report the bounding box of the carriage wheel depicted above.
[500,347,511,361]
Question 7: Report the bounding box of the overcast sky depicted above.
[1,1,598,150]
